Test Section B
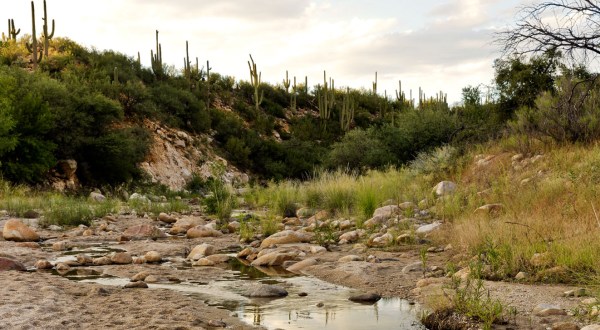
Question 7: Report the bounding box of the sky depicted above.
[3,0,528,104]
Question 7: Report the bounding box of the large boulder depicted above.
[0,257,26,271]
[158,213,177,224]
[122,224,166,240]
[187,243,216,260]
[2,219,40,242]
[251,252,296,267]
[186,226,223,239]
[260,230,312,248]
[89,192,106,202]
[286,258,318,273]
[433,181,457,197]
[242,284,288,298]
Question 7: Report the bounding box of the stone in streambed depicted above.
[349,293,381,303]
[286,258,318,273]
[250,252,295,267]
[144,251,162,263]
[259,230,312,248]
[243,284,288,298]
[122,224,166,240]
[186,226,222,239]
[111,252,133,264]
[2,219,39,242]
[35,259,53,270]
[158,212,177,223]
[0,257,26,271]
[187,243,216,260]
[124,281,148,289]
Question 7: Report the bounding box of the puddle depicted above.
[51,244,126,264]
[51,268,114,281]
[74,258,424,329]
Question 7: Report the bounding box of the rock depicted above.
[251,252,295,267]
[55,262,71,271]
[533,304,567,316]
[48,225,63,231]
[92,256,112,266]
[186,226,223,239]
[129,193,150,204]
[237,247,256,258]
[339,230,360,244]
[124,281,148,289]
[34,259,53,270]
[286,258,318,273]
[564,288,587,297]
[316,302,324,307]
[192,258,215,267]
[402,261,425,273]
[0,257,26,271]
[89,192,106,202]
[260,230,312,248]
[111,252,133,264]
[530,252,553,268]
[205,254,231,264]
[370,233,393,246]
[88,287,110,296]
[474,204,504,217]
[310,246,327,254]
[76,254,93,265]
[122,224,166,240]
[144,251,162,263]
[339,220,353,230]
[551,322,579,330]
[348,293,381,303]
[207,320,226,328]
[396,233,413,243]
[169,217,204,235]
[2,219,40,242]
[433,181,457,196]
[158,212,177,223]
[298,292,308,297]
[582,325,600,330]
[243,284,288,298]
[373,205,400,218]
[188,243,216,260]
[415,222,442,234]
[227,221,240,233]
[131,271,149,282]
[82,229,94,236]
[338,255,363,262]
[398,201,416,210]
[15,242,40,249]
[132,257,145,264]
[515,271,528,280]
[145,275,159,283]
[582,298,598,305]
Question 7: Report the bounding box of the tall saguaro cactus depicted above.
[340,87,354,132]
[183,40,191,80]
[291,76,298,112]
[42,0,54,57]
[248,54,263,111]
[151,30,163,78]
[317,70,335,121]
[26,1,43,70]
[205,60,212,108]
[282,70,290,93]
[8,19,20,41]
[372,71,378,95]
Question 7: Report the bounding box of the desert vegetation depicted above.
[4,0,600,329]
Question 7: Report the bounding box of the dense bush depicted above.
[511,75,600,143]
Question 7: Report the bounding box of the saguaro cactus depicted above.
[26,1,43,70]
[282,70,290,93]
[42,0,54,57]
[248,54,263,111]
[340,87,355,132]
[150,30,163,78]
[8,19,20,41]
[372,71,378,95]
[291,76,298,112]
[205,60,211,108]
[317,71,335,121]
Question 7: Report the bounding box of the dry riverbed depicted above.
[0,210,597,330]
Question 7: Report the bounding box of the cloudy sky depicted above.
[4,0,528,103]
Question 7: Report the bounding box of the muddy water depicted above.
[58,258,425,330]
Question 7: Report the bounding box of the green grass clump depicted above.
[42,196,120,227]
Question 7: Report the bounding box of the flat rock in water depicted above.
[124,281,148,289]
[286,258,318,273]
[34,259,53,270]
[188,243,216,260]
[348,293,381,303]
[243,284,288,298]
[250,252,295,267]
[0,257,26,271]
